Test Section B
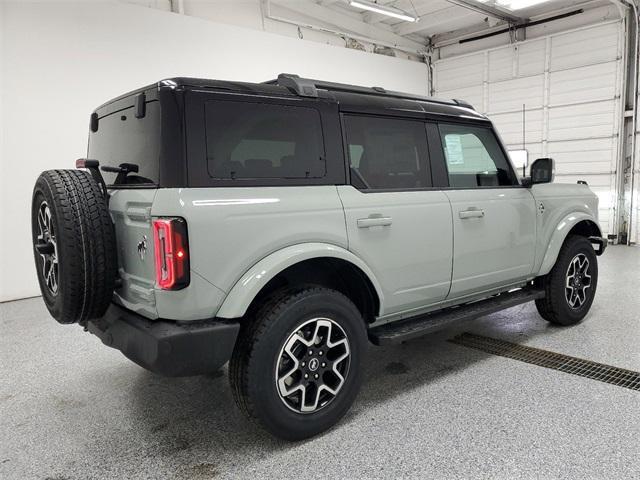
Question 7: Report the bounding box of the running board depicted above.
[369,288,545,346]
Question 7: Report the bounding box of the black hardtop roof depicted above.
[95,74,487,121]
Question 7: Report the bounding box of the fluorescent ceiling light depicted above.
[478,0,553,11]
[349,0,419,22]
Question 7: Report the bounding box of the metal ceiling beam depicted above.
[272,0,426,50]
[395,6,479,36]
[445,0,527,23]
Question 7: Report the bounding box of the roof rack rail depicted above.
[264,73,475,110]
[453,98,475,110]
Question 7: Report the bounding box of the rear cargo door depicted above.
[88,95,161,318]
[108,190,158,318]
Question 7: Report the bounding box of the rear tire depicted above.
[535,235,598,326]
[31,170,117,324]
[229,287,366,441]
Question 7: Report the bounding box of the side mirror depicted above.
[522,158,554,187]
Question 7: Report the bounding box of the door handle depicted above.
[459,208,485,219]
[357,215,393,228]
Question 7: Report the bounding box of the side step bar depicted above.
[369,287,545,346]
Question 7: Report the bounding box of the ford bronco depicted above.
[31,74,606,440]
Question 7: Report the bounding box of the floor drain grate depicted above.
[449,333,640,391]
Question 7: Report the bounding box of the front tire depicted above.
[535,235,598,326]
[229,287,366,441]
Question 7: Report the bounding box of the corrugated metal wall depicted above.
[434,21,624,237]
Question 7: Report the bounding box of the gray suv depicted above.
[31,74,606,440]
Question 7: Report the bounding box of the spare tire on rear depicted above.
[31,169,117,324]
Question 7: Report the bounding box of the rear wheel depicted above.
[229,287,366,440]
[535,235,598,326]
[31,169,117,324]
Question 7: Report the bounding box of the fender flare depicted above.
[538,212,602,276]
[215,243,385,319]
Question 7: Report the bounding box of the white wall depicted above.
[0,1,428,302]
[123,0,423,60]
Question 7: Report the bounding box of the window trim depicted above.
[341,112,434,193]
[434,121,522,190]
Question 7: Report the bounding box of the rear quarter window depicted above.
[204,100,326,179]
[88,101,161,186]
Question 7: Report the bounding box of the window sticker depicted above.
[444,135,464,165]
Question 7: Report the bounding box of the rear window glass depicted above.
[344,114,430,190]
[88,100,160,186]
[205,100,326,179]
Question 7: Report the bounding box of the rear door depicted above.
[88,97,161,318]
[434,122,536,299]
[338,114,453,316]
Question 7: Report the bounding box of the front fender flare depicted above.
[538,212,601,276]
[215,243,385,319]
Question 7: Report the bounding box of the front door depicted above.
[435,122,537,299]
[338,114,453,316]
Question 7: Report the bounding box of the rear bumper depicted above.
[589,236,608,256]
[87,304,240,377]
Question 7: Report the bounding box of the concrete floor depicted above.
[1,246,639,480]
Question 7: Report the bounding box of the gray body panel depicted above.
[109,182,600,323]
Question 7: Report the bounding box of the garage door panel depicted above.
[549,61,618,106]
[517,39,546,77]
[548,137,615,172]
[488,46,512,82]
[550,23,619,71]
[488,75,544,113]
[434,53,484,90]
[547,137,614,153]
[553,159,611,175]
[547,101,616,141]
[491,109,543,144]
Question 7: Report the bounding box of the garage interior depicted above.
[1,0,639,478]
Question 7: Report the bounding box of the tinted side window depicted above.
[439,123,517,188]
[88,101,160,186]
[205,100,325,179]
[344,115,430,190]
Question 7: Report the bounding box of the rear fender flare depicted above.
[215,243,385,319]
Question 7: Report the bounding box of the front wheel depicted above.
[535,235,598,326]
[229,287,366,440]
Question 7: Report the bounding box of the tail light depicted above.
[152,217,190,290]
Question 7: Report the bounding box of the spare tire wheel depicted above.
[31,169,117,324]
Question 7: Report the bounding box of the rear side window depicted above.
[439,123,517,188]
[344,115,430,190]
[205,101,325,179]
[88,101,161,186]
